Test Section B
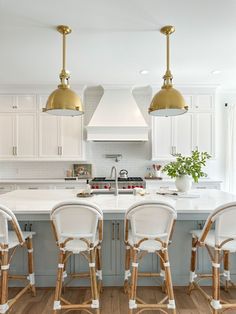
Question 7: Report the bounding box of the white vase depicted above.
[175,175,192,192]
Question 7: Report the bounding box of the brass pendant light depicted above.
[148,25,188,117]
[43,25,83,116]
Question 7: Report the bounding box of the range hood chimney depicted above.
[87,87,148,141]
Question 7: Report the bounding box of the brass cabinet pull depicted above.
[60,146,63,155]
[15,146,17,156]
[29,224,32,232]
[58,146,60,155]
[112,222,115,240]
[12,146,15,156]
[117,222,120,241]
[24,223,27,231]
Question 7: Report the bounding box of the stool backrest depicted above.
[51,201,103,245]
[0,204,24,246]
[125,200,177,245]
[199,202,236,245]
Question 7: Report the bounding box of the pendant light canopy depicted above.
[148,26,188,117]
[43,25,83,116]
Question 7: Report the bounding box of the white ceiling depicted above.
[0,0,236,88]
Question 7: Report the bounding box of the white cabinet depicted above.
[151,117,173,159]
[0,113,37,159]
[0,113,15,158]
[0,95,36,112]
[38,95,84,160]
[173,113,194,156]
[60,116,83,159]
[15,113,37,158]
[152,93,215,160]
[195,112,214,156]
[0,95,37,159]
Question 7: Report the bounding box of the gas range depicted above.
[90,177,145,190]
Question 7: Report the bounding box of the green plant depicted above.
[162,150,211,183]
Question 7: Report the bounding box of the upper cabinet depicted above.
[38,95,84,160]
[0,94,84,161]
[0,96,37,159]
[152,93,215,160]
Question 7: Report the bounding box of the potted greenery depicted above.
[162,150,211,192]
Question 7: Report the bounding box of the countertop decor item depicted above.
[73,164,92,179]
[43,25,83,116]
[162,150,211,192]
[148,25,188,117]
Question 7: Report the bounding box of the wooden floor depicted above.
[7,286,236,313]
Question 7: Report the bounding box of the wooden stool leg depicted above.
[129,248,138,314]
[89,248,100,314]
[159,251,166,293]
[0,246,9,314]
[223,250,230,291]
[188,236,197,294]
[163,248,176,314]
[53,249,65,314]
[124,245,131,294]
[96,246,103,294]
[26,236,36,296]
[211,247,221,314]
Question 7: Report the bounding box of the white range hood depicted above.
[87,88,148,141]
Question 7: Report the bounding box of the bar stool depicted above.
[0,204,36,313]
[188,201,236,313]
[51,200,103,314]
[124,200,177,314]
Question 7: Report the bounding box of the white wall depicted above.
[0,86,229,185]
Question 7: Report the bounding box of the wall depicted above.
[0,85,228,185]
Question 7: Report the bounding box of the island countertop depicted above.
[0,189,235,220]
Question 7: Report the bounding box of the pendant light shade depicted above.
[43,25,83,116]
[148,25,188,117]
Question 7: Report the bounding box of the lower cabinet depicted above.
[10,219,235,287]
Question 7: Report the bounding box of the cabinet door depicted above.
[195,112,214,156]
[15,113,37,158]
[0,113,15,158]
[16,95,36,112]
[60,116,83,159]
[152,117,173,159]
[0,95,15,112]
[102,220,116,276]
[39,113,60,158]
[173,113,194,156]
[194,94,214,111]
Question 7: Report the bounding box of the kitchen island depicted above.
[0,189,236,287]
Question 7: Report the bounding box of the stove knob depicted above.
[128,185,131,189]
[132,185,135,189]
[140,185,144,188]
[123,186,126,189]
[92,185,95,189]
[96,185,99,189]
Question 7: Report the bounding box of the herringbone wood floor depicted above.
[7,286,236,313]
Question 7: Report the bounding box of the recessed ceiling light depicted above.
[139,69,149,75]
[211,70,221,75]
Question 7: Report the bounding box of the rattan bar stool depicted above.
[124,200,177,314]
[51,200,103,314]
[188,201,236,313]
[0,204,36,313]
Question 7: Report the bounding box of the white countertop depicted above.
[0,179,86,184]
[0,189,235,215]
